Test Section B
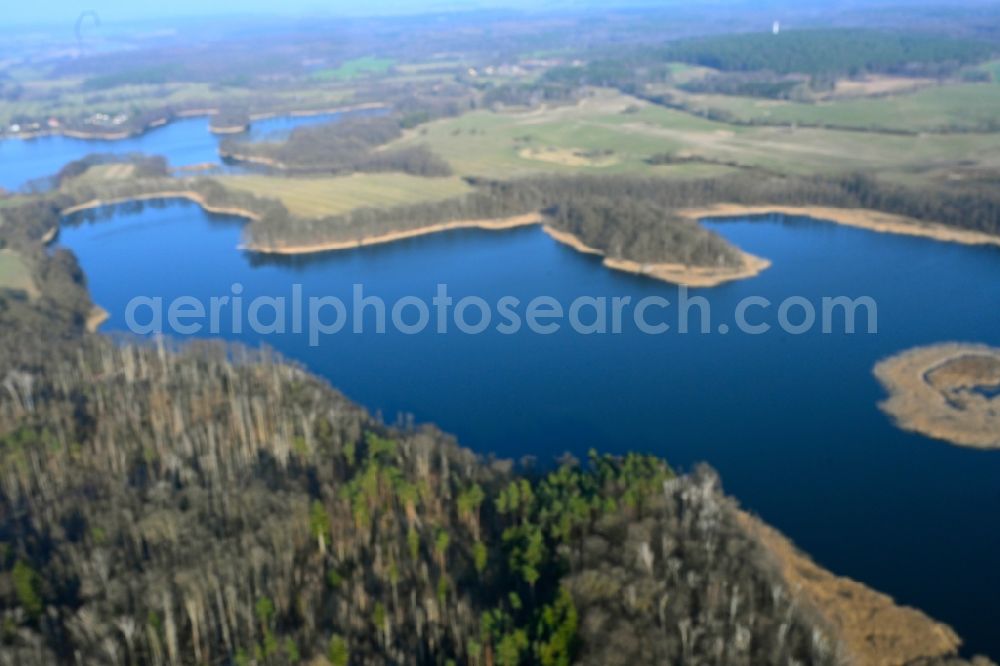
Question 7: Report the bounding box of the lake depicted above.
[0,108,377,192]
[57,200,1000,659]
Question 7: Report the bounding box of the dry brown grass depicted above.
[517,146,619,167]
[875,343,1000,449]
[217,173,473,218]
[738,510,963,666]
[822,75,934,100]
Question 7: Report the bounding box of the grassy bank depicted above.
[386,90,1000,184]
[218,173,473,218]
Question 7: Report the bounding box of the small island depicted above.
[874,343,1000,449]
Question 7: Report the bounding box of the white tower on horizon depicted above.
[773,21,781,35]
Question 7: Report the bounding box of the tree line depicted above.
[238,171,1000,263]
[656,29,994,77]
[40,167,1000,272]
[541,28,995,106]
[220,117,453,178]
[0,330,849,666]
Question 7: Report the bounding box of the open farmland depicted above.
[312,57,396,81]
[388,90,740,178]
[664,82,1000,132]
[0,81,357,129]
[388,89,1000,183]
[216,172,474,218]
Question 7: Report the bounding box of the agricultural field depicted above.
[216,172,474,218]
[394,60,467,75]
[0,249,36,297]
[72,163,137,184]
[820,75,933,99]
[664,82,1000,132]
[977,59,1000,82]
[0,81,357,128]
[388,89,731,178]
[0,82,213,126]
[388,88,1000,183]
[312,57,396,81]
[663,62,717,85]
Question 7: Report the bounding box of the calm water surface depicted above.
[57,202,1000,659]
[0,109,374,192]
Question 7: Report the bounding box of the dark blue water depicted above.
[58,203,1000,659]
[0,109,369,192]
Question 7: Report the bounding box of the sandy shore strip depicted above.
[245,214,769,287]
[86,306,110,333]
[40,226,59,244]
[209,124,250,135]
[679,204,1000,248]
[542,225,771,288]
[60,191,261,222]
[874,343,1000,450]
[255,102,387,120]
[241,213,545,253]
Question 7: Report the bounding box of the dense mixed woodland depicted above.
[546,199,744,267]
[45,163,1000,269]
[0,331,828,666]
[220,117,453,177]
[542,28,995,96]
[1,185,993,665]
[221,172,1000,262]
[0,200,92,374]
[656,29,994,77]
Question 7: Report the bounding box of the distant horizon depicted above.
[2,0,654,27]
[0,0,963,29]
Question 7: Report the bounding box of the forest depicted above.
[229,171,1000,260]
[0,332,964,666]
[656,29,995,77]
[546,198,744,268]
[43,163,1000,278]
[676,73,804,100]
[220,117,454,177]
[541,28,996,101]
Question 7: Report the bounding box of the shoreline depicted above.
[679,204,1000,248]
[241,213,545,253]
[60,191,261,222]
[874,343,1000,450]
[54,188,770,289]
[218,150,288,169]
[54,194,999,289]
[542,225,771,288]
[737,509,963,666]
[1,102,387,143]
[86,305,110,333]
[56,190,771,288]
[244,216,770,287]
[209,124,250,135]
[246,102,385,122]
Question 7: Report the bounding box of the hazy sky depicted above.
[5,0,614,25]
